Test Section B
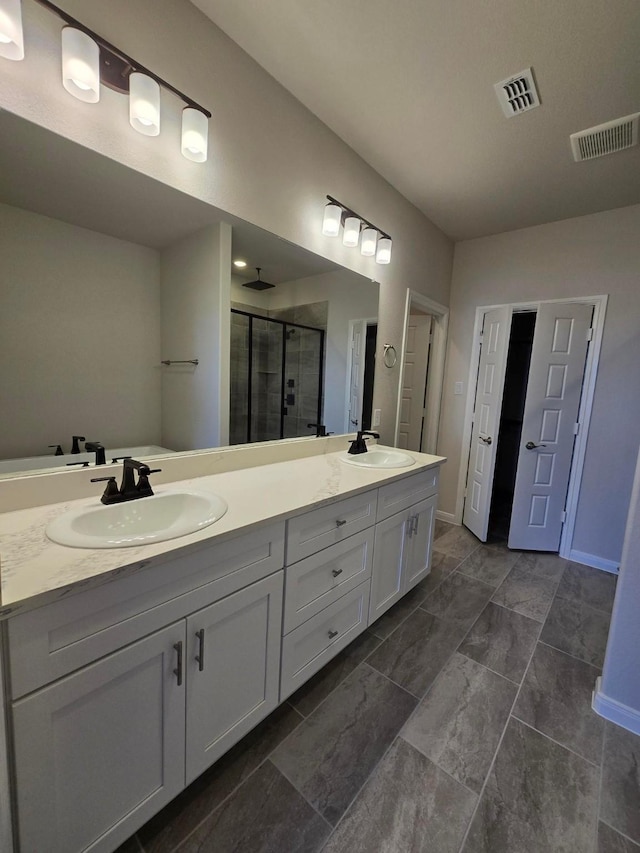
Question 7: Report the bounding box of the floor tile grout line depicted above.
[536,639,603,672]
[554,589,615,618]
[455,610,545,853]
[511,713,601,767]
[598,819,640,850]
[395,732,481,799]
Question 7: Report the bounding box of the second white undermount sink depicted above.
[340,448,416,469]
[46,489,228,549]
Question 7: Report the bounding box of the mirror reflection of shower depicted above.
[230,307,325,444]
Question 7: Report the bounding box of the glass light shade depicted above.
[360,227,377,257]
[342,216,360,248]
[376,236,392,264]
[0,0,24,60]
[321,203,342,237]
[61,27,100,103]
[129,72,160,136]
[181,108,208,162]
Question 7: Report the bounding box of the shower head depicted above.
[242,267,275,291]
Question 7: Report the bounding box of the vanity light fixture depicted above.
[322,201,343,237]
[5,0,211,161]
[129,71,160,136]
[61,26,100,102]
[0,0,24,60]
[376,236,393,265]
[360,226,377,257]
[322,195,392,265]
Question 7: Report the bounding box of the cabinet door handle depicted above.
[332,568,343,578]
[173,641,183,687]
[413,514,420,535]
[195,628,205,672]
[328,629,339,639]
[406,515,415,537]
[336,519,347,527]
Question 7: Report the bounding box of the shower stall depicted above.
[229,309,325,445]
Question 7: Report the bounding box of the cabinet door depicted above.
[185,572,283,784]
[12,622,186,853]
[405,494,437,591]
[369,510,410,623]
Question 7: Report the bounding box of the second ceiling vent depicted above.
[570,113,640,162]
[494,68,540,118]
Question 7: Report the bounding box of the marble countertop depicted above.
[0,446,444,618]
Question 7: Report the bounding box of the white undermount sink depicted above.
[340,448,416,469]
[46,490,228,549]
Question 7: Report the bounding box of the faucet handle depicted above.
[137,467,161,498]
[48,444,64,456]
[66,461,89,468]
[111,456,132,464]
[91,476,122,505]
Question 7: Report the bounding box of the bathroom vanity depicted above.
[0,441,443,853]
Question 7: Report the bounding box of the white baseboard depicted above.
[436,510,458,524]
[593,676,640,735]
[568,549,619,575]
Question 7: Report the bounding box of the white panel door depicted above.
[508,302,592,551]
[404,494,437,590]
[346,319,366,431]
[463,307,512,541]
[398,314,432,450]
[369,509,409,622]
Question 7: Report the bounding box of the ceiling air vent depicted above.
[494,68,540,118]
[570,113,640,162]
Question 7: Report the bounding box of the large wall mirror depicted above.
[0,111,379,479]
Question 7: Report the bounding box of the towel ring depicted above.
[383,344,397,368]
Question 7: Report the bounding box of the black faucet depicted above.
[85,442,106,465]
[48,444,64,456]
[348,430,380,455]
[71,435,86,454]
[307,423,333,438]
[91,458,162,505]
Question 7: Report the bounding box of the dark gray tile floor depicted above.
[118,522,640,853]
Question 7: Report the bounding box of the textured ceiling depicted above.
[192,0,640,240]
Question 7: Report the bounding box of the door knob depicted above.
[479,435,492,445]
[525,441,547,450]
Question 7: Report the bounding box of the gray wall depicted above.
[0,202,161,459]
[439,203,640,565]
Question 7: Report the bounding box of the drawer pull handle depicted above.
[332,568,343,578]
[328,629,339,639]
[173,641,183,687]
[336,519,347,527]
[195,628,205,672]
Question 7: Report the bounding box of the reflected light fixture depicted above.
[62,26,100,102]
[129,71,160,136]
[233,259,248,269]
[0,0,24,60]
[4,0,211,162]
[321,195,392,265]
[342,216,361,248]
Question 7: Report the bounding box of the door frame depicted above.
[455,294,608,560]
[394,289,449,454]
[344,316,377,433]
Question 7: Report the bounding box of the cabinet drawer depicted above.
[283,529,373,633]
[286,491,377,564]
[376,467,439,521]
[280,580,370,701]
[8,522,285,699]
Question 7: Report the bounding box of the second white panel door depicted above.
[508,302,592,551]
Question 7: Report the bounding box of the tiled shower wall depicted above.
[229,302,328,444]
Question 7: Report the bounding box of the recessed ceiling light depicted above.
[233,259,247,268]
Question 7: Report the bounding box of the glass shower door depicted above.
[282,324,324,438]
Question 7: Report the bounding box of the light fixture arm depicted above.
[33,0,211,117]
[325,194,391,241]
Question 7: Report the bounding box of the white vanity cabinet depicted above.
[369,477,438,623]
[6,524,285,853]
